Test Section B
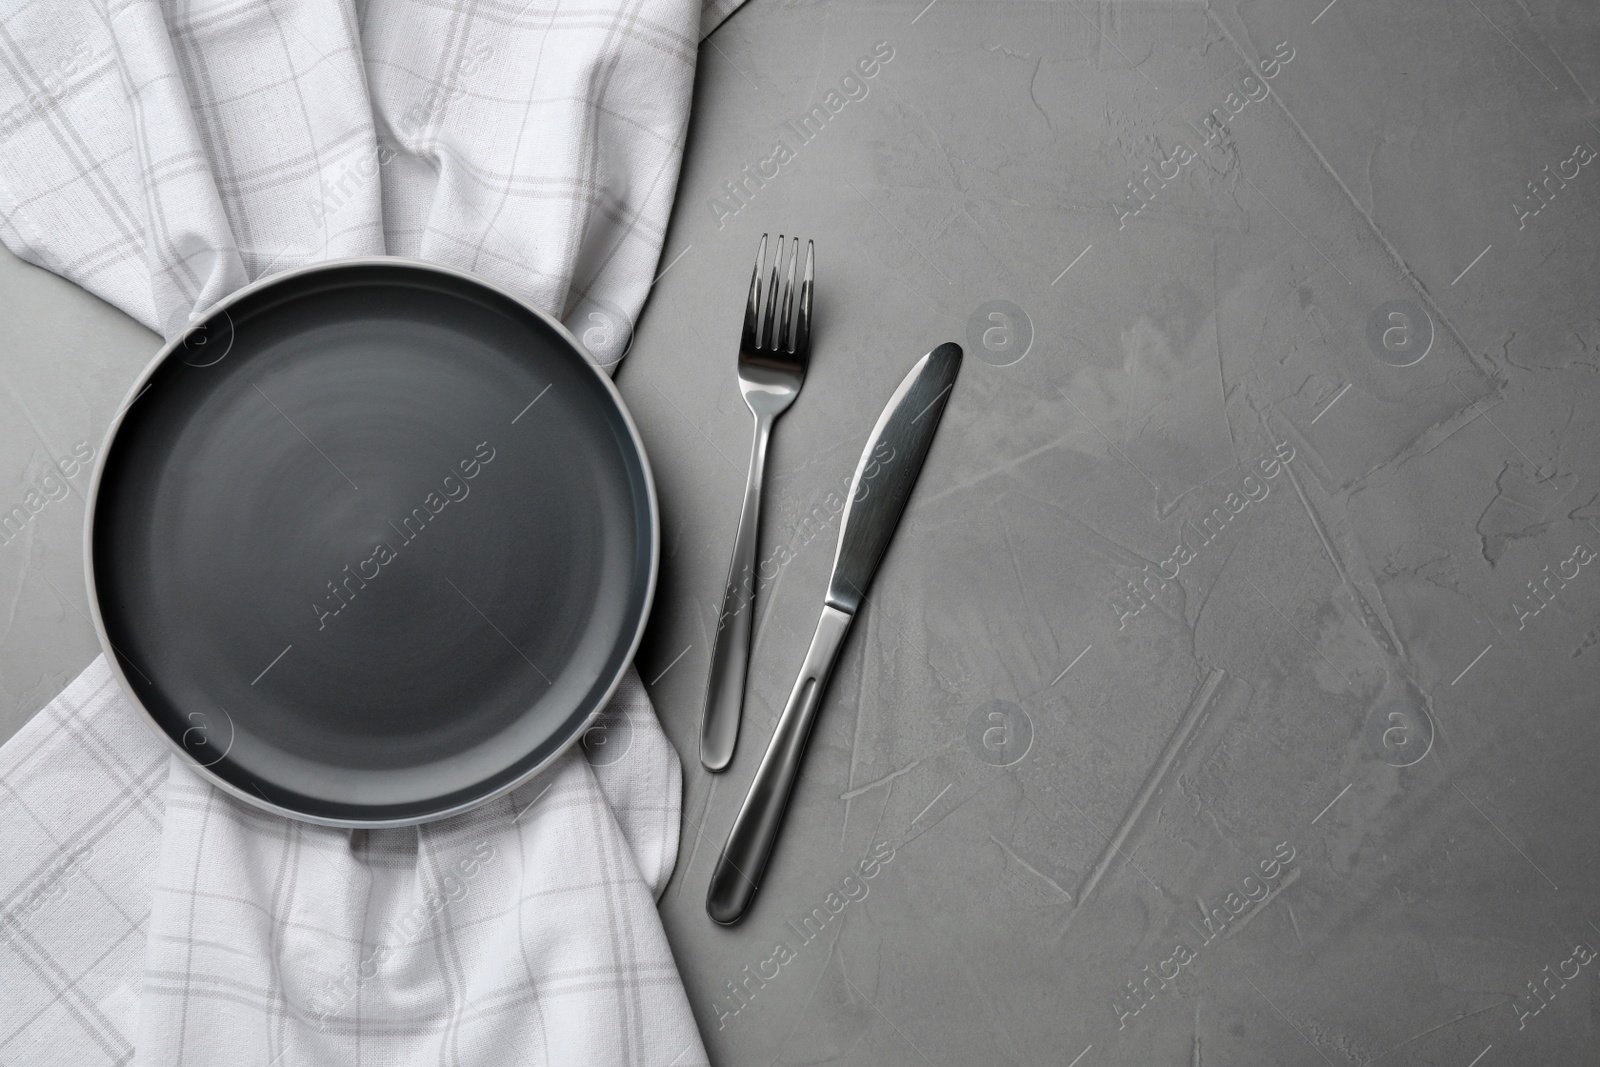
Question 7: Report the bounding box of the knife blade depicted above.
[707,342,962,925]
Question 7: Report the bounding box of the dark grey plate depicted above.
[85,258,657,826]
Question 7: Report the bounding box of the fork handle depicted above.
[699,412,774,772]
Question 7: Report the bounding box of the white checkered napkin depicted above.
[141,674,702,1066]
[0,0,740,362]
[1,657,706,1067]
[0,661,164,1067]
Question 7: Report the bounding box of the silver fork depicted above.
[699,233,814,773]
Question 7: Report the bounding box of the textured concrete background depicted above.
[4,0,1600,1064]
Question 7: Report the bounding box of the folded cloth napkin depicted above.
[2,659,696,1066]
[0,0,744,1063]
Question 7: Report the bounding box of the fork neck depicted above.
[746,407,775,465]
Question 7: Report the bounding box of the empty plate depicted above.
[86,258,657,826]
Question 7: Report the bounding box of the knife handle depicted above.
[707,604,853,925]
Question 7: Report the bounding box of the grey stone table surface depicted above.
[3,0,1599,1064]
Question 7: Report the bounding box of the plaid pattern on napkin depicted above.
[0,0,747,1062]
[0,0,730,359]
[1,660,700,1066]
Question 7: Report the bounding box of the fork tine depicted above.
[766,236,785,351]
[742,234,767,351]
[792,240,814,359]
[777,237,799,353]
[760,234,785,349]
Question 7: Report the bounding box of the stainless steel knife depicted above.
[706,341,963,925]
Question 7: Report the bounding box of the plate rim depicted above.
[82,255,661,828]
